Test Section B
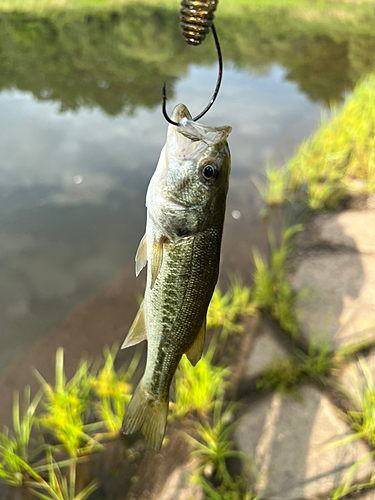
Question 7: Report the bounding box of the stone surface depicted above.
[338,351,375,406]
[157,460,204,500]
[292,254,375,350]
[234,385,374,500]
[246,321,289,379]
[318,210,375,254]
[358,488,375,499]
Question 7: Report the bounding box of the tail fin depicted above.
[122,381,168,452]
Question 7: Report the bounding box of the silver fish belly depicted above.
[121,104,232,451]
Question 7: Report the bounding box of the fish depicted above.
[121,103,232,452]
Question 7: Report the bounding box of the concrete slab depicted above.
[246,321,289,379]
[358,489,375,499]
[157,460,204,500]
[338,351,375,407]
[318,211,375,254]
[291,254,375,350]
[234,385,374,500]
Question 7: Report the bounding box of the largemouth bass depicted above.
[121,104,231,452]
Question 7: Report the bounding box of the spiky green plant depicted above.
[0,387,45,487]
[35,348,101,457]
[173,340,230,420]
[252,224,303,338]
[253,164,289,207]
[324,356,375,498]
[88,345,141,437]
[207,278,255,341]
[187,401,258,500]
[26,451,99,500]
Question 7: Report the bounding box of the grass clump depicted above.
[257,339,375,395]
[253,164,289,207]
[87,345,140,437]
[207,279,255,341]
[261,74,375,210]
[35,348,98,458]
[330,357,375,499]
[252,224,302,338]
[173,342,230,420]
[257,341,332,394]
[186,402,258,500]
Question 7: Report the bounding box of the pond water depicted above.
[0,7,375,381]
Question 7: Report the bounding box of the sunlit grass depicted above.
[35,348,100,458]
[173,340,230,420]
[253,164,289,207]
[262,74,375,210]
[252,224,303,338]
[88,345,140,437]
[186,401,258,500]
[328,357,375,498]
[207,278,255,341]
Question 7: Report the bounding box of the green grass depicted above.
[262,74,375,210]
[186,401,258,500]
[35,348,100,458]
[328,357,375,498]
[252,224,303,338]
[87,345,140,437]
[207,279,255,341]
[173,340,230,420]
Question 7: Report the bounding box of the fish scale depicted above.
[121,104,231,451]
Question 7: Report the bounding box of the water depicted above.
[0,7,375,399]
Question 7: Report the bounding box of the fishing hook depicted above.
[162,23,223,126]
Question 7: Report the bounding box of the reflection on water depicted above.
[0,5,375,377]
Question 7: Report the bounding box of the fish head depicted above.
[147,104,232,238]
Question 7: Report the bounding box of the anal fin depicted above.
[185,318,206,366]
[121,302,146,349]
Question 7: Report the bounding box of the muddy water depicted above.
[0,7,375,414]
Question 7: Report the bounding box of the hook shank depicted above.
[162,23,223,126]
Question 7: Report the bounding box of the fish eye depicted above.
[199,162,218,184]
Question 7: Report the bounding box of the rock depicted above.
[246,320,289,379]
[234,385,374,500]
[318,210,375,254]
[291,253,375,350]
[338,350,375,406]
[156,460,204,500]
[358,488,375,499]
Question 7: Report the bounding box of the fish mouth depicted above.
[171,104,193,123]
[168,104,232,148]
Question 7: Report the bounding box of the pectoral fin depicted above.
[135,234,147,277]
[150,238,164,289]
[185,318,206,366]
[121,302,146,349]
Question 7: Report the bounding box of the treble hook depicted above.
[162,23,223,126]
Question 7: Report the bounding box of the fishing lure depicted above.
[180,0,219,46]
